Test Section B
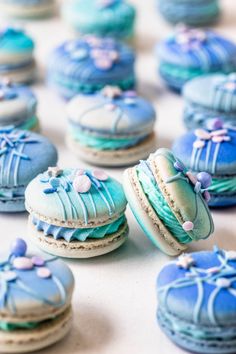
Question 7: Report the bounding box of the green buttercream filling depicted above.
[208,177,236,194]
[19,115,38,131]
[137,166,192,244]
[0,321,39,331]
[160,62,207,80]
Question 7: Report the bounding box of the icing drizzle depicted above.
[213,73,236,112]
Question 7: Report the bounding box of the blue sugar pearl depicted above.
[10,238,27,257]
[197,172,212,189]
[174,160,185,172]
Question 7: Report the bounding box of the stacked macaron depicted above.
[66,86,156,166]
[62,0,136,40]
[0,0,55,18]
[157,26,236,91]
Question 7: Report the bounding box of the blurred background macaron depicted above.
[0,0,55,18]
[48,36,136,99]
[25,167,129,258]
[123,148,214,256]
[0,26,36,84]
[157,247,236,354]
[0,79,39,131]
[62,0,136,40]
[173,119,236,207]
[157,0,220,26]
[66,86,157,166]
[0,238,74,353]
[0,127,57,213]
[157,26,236,91]
[183,73,236,130]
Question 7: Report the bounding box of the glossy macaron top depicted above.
[158,26,236,69]
[183,73,236,113]
[67,86,156,136]
[25,167,127,227]
[0,26,34,55]
[48,36,135,82]
[147,148,214,241]
[157,247,236,326]
[0,238,74,320]
[0,127,58,188]
[0,79,37,126]
[172,120,236,175]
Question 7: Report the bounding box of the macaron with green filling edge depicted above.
[25,167,128,258]
[123,148,214,256]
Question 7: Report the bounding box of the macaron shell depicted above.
[149,148,214,241]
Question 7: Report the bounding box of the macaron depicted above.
[157,0,220,26]
[123,148,214,256]
[157,247,236,354]
[157,26,236,91]
[0,237,74,353]
[172,119,236,207]
[47,36,135,99]
[0,26,36,84]
[0,79,39,131]
[0,127,57,213]
[183,73,236,130]
[66,86,157,167]
[0,0,55,18]
[62,0,136,40]
[25,167,128,258]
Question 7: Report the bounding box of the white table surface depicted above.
[0,1,236,353]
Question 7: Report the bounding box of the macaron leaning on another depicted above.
[157,247,236,354]
[183,73,236,130]
[0,0,55,18]
[173,119,236,207]
[66,86,157,167]
[0,26,36,84]
[123,148,214,256]
[0,127,57,212]
[47,36,135,99]
[25,167,128,258]
[157,26,236,91]
[62,0,136,40]
[0,79,39,131]
[0,238,74,353]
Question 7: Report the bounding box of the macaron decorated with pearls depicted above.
[157,247,236,354]
[62,0,136,40]
[173,119,236,207]
[123,148,214,256]
[66,86,157,166]
[0,238,74,353]
[0,0,55,18]
[47,36,135,99]
[25,167,128,258]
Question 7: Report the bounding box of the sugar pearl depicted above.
[32,256,45,267]
[92,170,108,181]
[193,140,205,149]
[73,175,91,193]
[37,267,51,279]
[182,221,194,231]
[13,257,33,270]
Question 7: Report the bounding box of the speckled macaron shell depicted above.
[150,149,214,241]
[157,249,236,353]
[25,168,127,228]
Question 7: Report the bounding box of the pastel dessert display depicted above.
[47,36,135,99]
[157,0,220,26]
[157,247,236,354]
[173,119,236,207]
[0,127,57,213]
[0,238,74,353]
[0,79,39,131]
[0,0,55,18]
[0,27,36,84]
[157,26,236,91]
[183,73,236,130]
[67,86,157,166]
[123,148,214,256]
[62,0,136,40]
[25,167,129,258]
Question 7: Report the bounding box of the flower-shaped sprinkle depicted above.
[72,169,108,193]
[216,73,236,93]
[176,254,195,269]
[193,124,231,148]
[175,25,207,52]
[48,166,63,178]
[101,85,122,99]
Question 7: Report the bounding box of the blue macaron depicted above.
[157,26,236,91]
[157,0,220,26]
[0,79,39,131]
[157,247,236,354]
[172,119,236,207]
[62,0,136,40]
[183,73,236,130]
[0,127,57,212]
[48,36,135,99]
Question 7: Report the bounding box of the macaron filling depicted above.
[136,161,192,244]
[209,176,236,194]
[0,321,39,331]
[32,215,126,242]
